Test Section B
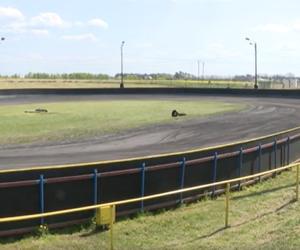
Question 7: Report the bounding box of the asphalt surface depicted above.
[0,94,299,170]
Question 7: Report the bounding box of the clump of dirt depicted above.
[24,108,48,114]
[172,110,186,117]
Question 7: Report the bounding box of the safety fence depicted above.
[1,87,300,97]
[1,126,300,237]
[0,161,299,250]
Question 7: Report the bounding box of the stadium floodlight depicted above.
[245,37,258,89]
[120,41,125,88]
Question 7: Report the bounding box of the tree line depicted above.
[0,72,198,80]
[0,71,236,81]
[0,72,296,81]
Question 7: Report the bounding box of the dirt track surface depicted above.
[0,94,299,170]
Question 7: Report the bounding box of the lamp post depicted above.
[120,41,125,88]
[245,37,258,89]
[0,37,5,77]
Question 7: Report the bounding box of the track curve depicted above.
[0,93,300,169]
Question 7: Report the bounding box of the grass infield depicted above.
[0,100,242,145]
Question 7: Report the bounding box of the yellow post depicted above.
[225,183,230,228]
[109,205,115,250]
[95,205,116,250]
[296,165,299,201]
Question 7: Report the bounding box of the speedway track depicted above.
[0,93,299,170]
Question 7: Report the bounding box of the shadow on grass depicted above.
[166,184,297,249]
[0,235,27,245]
[195,226,228,239]
[0,221,94,245]
[80,225,110,238]
[233,198,296,228]
[232,182,295,201]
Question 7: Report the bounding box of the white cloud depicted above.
[30,12,70,28]
[74,21,84,27]
[254,20,300,33]
[254,24,291,33]
[137,42,153,48]
[291,20,300,31]
[87,18,108,29]
[0,20,49,36]
[62,33,97,42]
[0,6,24,20]
[31,29,49,36]
[0,11,68,36]
[0,7,108,39]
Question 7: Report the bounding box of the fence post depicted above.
[180,157,186,204]
[287,137,290,165]
[274,139,277,167]
[296,165,299,201]
[39,174,45,225]
[93,169,98,204]
[110,205,116,250]
[258,144,262,182]
[212,152,218,197]
[93,169,98,217]
[141,163,146,212]
[273,139,277,177]
[225,183,230,228]
[238,148,243,190]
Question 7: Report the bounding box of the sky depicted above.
[1,0,300,76]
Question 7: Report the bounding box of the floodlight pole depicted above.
[254,43,258,89]
[0,37,5,77]
[245,37,258,89]
[120,41,125,88]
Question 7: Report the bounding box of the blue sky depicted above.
[1,0,300,76]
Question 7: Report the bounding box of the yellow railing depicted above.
[0,162,300,249]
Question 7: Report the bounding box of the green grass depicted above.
[0,79,166,89]
[0,79,252,89]
[1,169,300,249]
[0,100,241,145]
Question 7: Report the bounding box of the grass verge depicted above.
[0,100,241,145]
[1,169,299,249]
[0,79,252,89]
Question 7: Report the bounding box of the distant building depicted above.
[258,77,299,89]
[143,75,152,80]
[282,78,298,88]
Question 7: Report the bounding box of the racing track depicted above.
[0,93,300,170]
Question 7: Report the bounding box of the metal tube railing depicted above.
[0,162,298,224]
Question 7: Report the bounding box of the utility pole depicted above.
[120,41,125,88]
[254,43,257,89]
[202,62,205,80]
[0,37,5,77]
[197,60,200,81]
